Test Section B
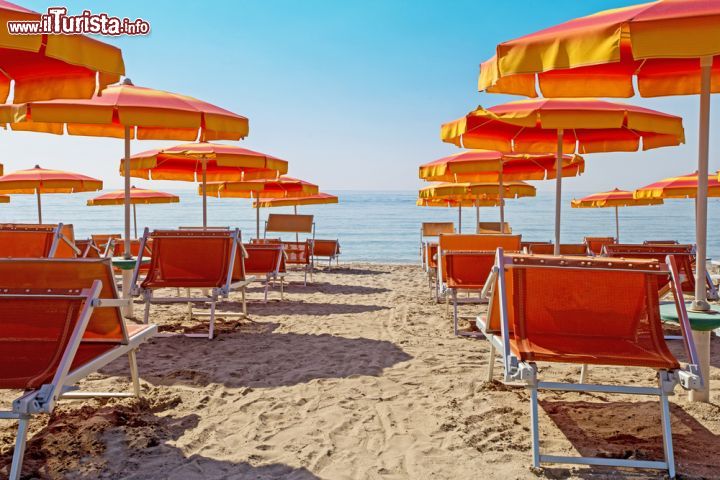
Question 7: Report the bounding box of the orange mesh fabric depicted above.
[313,240,339,257]
[243,244,282,275]
[0,295,86,389]
[445,252,497,290]
[509,263,678,369]
[603,244,694,293]
[439,234,522,281]
[0,230,54,257]
[427,244,439,269]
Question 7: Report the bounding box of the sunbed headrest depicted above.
[265,214,314,233]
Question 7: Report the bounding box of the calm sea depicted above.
[2,189,718,264]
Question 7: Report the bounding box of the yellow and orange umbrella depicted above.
[124,142,287,227]
[87,187,180,238]
[3,79,249,257]
[205,177,320,238]
[571,188,663,241]
[0,165,102,222]
[476,0,720,313]
[635,172,720,200]
[442,98,684,252]
[417,195,500,232]
[420,149,584,229]
[253,192,338,209]
[0,1,124,103]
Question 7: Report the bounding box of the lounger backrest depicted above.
[644,240,679,245]
[426,243,439,269]
[76,239,100,258]
[603,244,695,293]
[438,234,522,281]
[444,251,496,289]
[243,244,283,275]
[477,222,512,234]
[584,236,616,255]
[501,253,679,369]
[281,241,311,265]
[421,222,455,237]
[0,286,97,390]
[141,230,243,288]
[0,225,56,257]
[529,243,587,255]
[265,214,314,234]
[313,239,339,257]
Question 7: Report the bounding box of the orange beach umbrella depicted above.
[420,149,584,229]
[87,186,179,238]
[0,0,124,103]
[253,192,338,209]
[441,98,684,253]
[2,79,249,258]
[635,172,720,200]
[476,0,720,313]
[205,177,320,238]
[0,165,102,222]
[417,195,500,232]
[124,142,288,227]
[571,188,663,241]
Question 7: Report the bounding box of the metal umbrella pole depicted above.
[553,129,564,255]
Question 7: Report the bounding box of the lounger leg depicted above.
[241,288,247,316]
[579,364,589,384]
[487,341,496,382]
[529,380,541,469]
[452,290,459,336]
[659,376,676,478]
[128,350,141,397]
[9,415,30,480]
[143,293,152,325]
[186,291,193,321]
[208,298,216,340]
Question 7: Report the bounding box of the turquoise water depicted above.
[2,189,719,263]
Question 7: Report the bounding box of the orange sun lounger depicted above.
[477,250,702,477]
[420,222,455,293]
[602,243,717,300]
[0,223,80,258]
[438,234,522,336]
[528,243,587,255]
[243,243,286,302]
[0,257,157,480]
[312,239,341,268]
[584,236,616,256]
[132,228,254,339]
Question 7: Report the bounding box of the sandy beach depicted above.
[1,263,719,479]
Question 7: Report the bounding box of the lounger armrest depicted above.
[678,366,703,391]
[92,298,131,308]
[481,266,498,300]
[13,385,53,414]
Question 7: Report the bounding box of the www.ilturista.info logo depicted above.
[7,7,150,36]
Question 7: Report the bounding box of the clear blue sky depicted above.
[4,0,718,192]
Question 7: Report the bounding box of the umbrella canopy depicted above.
[1,79,249,257]
[571,188,663,241]
[0,0,124,103]
[441,98,684,253]
[253,192,338,208]
[205,177,319,238]
[124,142,288,226]
[474,0,720,319]
[87,186,179,238]
[0,165,102,222]
[416,197,499,208]
[635,172,720,199]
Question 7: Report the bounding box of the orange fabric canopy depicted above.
[419,181,536,201]
[572,188,663,208]
[205,176,319,199]
[419,149,584,182]
[417,197,499,208]
[0,165,102,193]
[441,98,685,154]
[123,142,287,182]
[0,0,124,103]
[635,172,720,199]
[87,187,179,206]
[6,81,249,141]
[253,192,337,208]
[478,0,720,98]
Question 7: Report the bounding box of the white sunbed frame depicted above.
[131,227,255,340]
[0,279,157,480]
[477,249,703,478]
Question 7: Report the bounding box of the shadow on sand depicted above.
[0,396,320,479]
[538,399,720,479]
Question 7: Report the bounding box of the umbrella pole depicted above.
[615,206,620,243]
[499,164,505,232]
[693,57,712,312]
[553,129,564,255]
[256,202,260,239]
[36,188,42,224]
[475,202,480,233]
[294,205,299,243]
[202,158,208,228]
[123,127,131,260]
[458,205,462,233]
[133,204,138,239]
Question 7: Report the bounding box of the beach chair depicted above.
[438,234,522,335]
[478,250,702,477]
[313,239,341,268]
[477,221,512,234]
[0,257,157,480]
[520,241,551,253]
[132,228,254,339]
[601,244,717,299]
[584,236,615,255]
[0,223,80,258]
[644,240,679,245]
[528,243,587,255]
[91,233,121,256]
[263,214,315,285]
[243,243,286,302]
[420,222,455,270]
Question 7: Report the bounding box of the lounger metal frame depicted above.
[132,228,254,339]
[478,249,703,478]
[0,279,156,480]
